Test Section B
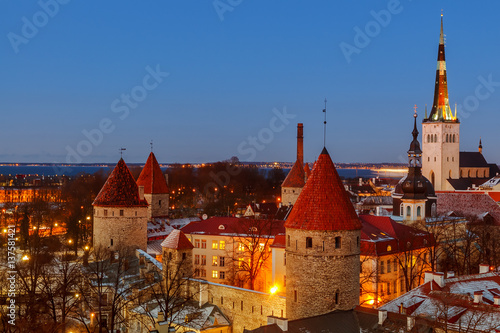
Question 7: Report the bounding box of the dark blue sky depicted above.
[2,1,500,164]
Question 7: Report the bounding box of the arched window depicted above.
[406,206,411,217]
[430,135,434,143]
[427,134,430,143]
[453,134,456,142]
[387,245,392,252]
[400,203,404,216]
[449,170,452,179]
[417,206,422,217]
[430,171,435,186]
[434,134,438,142]
[446,134,449,142]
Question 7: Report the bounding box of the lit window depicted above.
[259,243,265,252]
[195,239,200,248]
[238,243,245,252]
[212,256,218,266]
[201,255,206,266]
[387,245,392,252]
[212,241,218,250]
[201,240,206,249]
[238,258,244,268]
[219,240,225,250]
[212,271,218,278]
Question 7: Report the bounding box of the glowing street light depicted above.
[270,286,278,294]
[84,245,89,251]
[86,216,91,220]
[22,255,29,261]
[68,239,73,244]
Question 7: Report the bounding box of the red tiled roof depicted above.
[160,229,193,250]
[181,216,285,237]
[282,160,305,188]
[285,148,362,231]
[437,192,500,225]
[304,163,311,179]
[136,152,169,194]
[271,234,286,248]
[359,215,435,256]
[93,159,148,207]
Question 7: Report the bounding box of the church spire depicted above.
[426,13,457,123]
[479,137,483,154]
[408,105,422,169]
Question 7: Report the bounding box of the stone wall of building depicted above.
[189,279,286,333]
[93,206,148,251]
[281,187,302,206]
[144,192,169,219]
[285,228,360,320]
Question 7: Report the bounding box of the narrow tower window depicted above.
[417,206,422,217]
[306,237,312,248]
[294,290,298,302]
[406,206,411,217]
[335,236,341,249]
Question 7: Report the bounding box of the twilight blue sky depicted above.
[2,1,500,164]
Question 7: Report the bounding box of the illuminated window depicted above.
[259,243,265,252]
[387,245,392,252]
[195,239,200,248]
[212,270,218,278]
[212,241,218,250]
[201,240,206,249]
[238,243,245,252]
[201,255,206,266]
[220,257,225,267]
[195,255,200,265]
[212,256,218,266]
[238,258,244,268]
[219,240,225,250]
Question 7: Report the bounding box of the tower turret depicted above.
[136,152,169,219]
[281,123,306,206]
[285,148,361,320]
[92,159,148,251]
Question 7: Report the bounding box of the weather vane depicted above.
[119,147,126,158]
[413,104,418,117]
[150,140,153,152]
[323,98,327,147]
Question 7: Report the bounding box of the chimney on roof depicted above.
[474,291,483,304]
[158,311,164,322]
[424,271,434,284]
[433,272,445,287]
[138,185,145,201]
[407,316,415,331]
[494,295,500,306]
[378,309,388,326]
[446,271,455,278]
[479,264,490,274]
[297,123,303,167]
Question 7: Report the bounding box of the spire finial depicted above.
[412,105,419,140]
[323,98,327,148]
[440,10,444,45]
[119,147,126,158]
[479,137,483,153]
[150,140,153,152]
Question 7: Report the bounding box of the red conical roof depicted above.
[161,229,194,250]
[93,159,148,207]
[285,148,361,231]
[282,159,305,188]
[304,162,311,180]
[136,152,169,194]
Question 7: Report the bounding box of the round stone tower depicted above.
[136,152,169,220]
[92,158,148,251]
[285,147,362,320]
[161,229,194,286]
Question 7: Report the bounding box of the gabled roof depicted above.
[181,216,285,237]
[136,152,169,194]
[437,192,500,225]
[160,229,193,250]
[285,148,361,231]
[282,160,305,188]
[93,159,148,207]
[459,152,489,168]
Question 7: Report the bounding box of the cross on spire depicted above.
[150,140,153,152]
[119,147,126,158]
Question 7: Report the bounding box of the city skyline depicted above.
[3,1,500,164]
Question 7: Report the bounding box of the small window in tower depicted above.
[434,134,438,142]
[427,134,430,143]
[357,236,360,248]
[335,291,339,305]
[119,210,124,216]
[294,290,298,302]
[400,203,404,216]
[110,239,113,246]
[406,206,411,217]
[169,252,173,260]
[306,237,312,248]
[434,157,436,162]
[284,253,286,265]
[159,200,161,207]
[112,211,114,216]
[135,211,137,216]
[417,206,422,217]
[182,252,187,260]
[104,209,108,216]
[322,241,325,251]
[287,235,290,247]
[428,157,430,162]
[453,134,456,142]
[335,236,341,249]
[447,157,449,162]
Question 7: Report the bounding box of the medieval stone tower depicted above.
[136,152,170,220]
[92,158,148,251]
[161,229,194,285]
[285,147,362,320]
[422,14,460,191]
[281,123,306,206]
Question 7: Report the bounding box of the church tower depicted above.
[92,159,148,251]
[281,123,306,206]
[422,14,460,191]
[285,148,361,320]
[136,152,169,220]
[393,109,437,222]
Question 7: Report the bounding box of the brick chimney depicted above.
[297,123,303,166]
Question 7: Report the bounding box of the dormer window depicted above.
[218,224,225,230]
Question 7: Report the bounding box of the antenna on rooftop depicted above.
[119,147,126,158]
[323,98,327,148]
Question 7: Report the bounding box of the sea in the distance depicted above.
[0,165,406,179]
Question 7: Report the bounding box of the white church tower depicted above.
[422,14,460,191]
